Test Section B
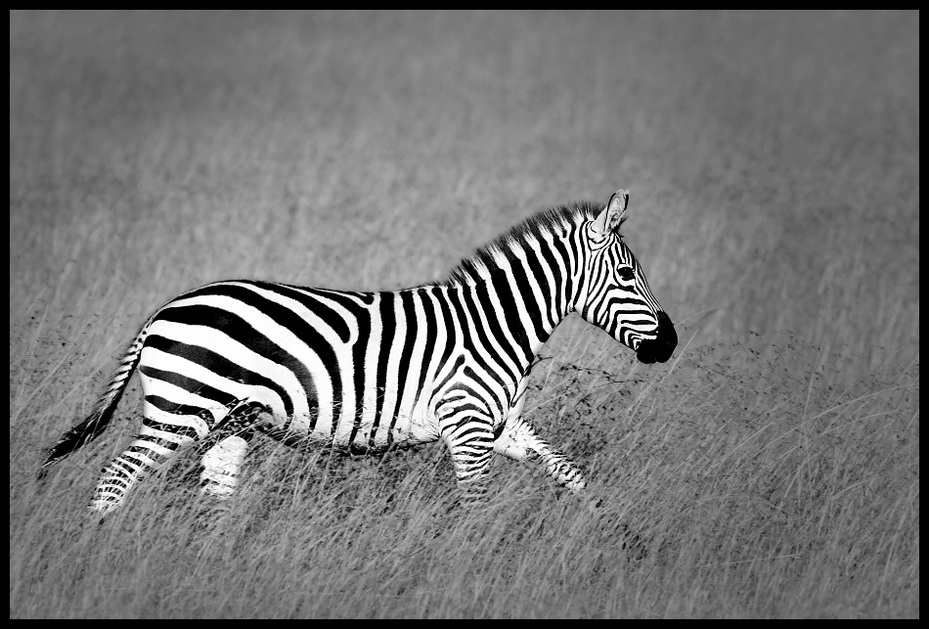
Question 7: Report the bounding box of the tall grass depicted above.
[10,11,918,617]
[11,321,919,617]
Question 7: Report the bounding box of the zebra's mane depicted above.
[444,200,603,287]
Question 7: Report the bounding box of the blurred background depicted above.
[10,11,919,371]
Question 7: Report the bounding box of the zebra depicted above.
[41,189,677,512]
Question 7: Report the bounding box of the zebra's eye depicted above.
[617,265,635,282]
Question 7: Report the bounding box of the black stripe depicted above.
[557,231,582,313]
[144,394,207,418]
[127,432,186,453]
[542,233,573,324]
[370,293,395,442]
[412,288,438,412]
[454,423,494,439]
[522,242,554,327]
[386,291,420,437]
[476,275,524,375]
[260,283,356,344]
[433,287,458,372]
[490,271,533,365]
[349,303,372,446]
[508,258,548,343]
[139,365,237,407]
[311,286,376,308]
[434,353,466,398]
[145,334,296,417]
[462,364,504,413]
[140,415,205,441]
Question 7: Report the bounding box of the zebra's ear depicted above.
[591,189,629,237]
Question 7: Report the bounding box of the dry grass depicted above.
[10,11,918,618]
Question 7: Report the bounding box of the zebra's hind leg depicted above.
[89,408,211,513]
[199,401,270,499]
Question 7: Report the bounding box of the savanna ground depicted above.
[10,11,918,618]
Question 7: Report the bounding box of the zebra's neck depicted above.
[443,203,594,369]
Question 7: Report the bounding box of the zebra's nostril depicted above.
[635,312,677,364]
[656,311,678,351]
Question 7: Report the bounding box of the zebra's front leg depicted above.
[439,405,496,504]
[493,414,587,493]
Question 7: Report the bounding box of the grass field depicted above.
[10,11,919,618]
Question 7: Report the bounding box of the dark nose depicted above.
[636,311,677,364]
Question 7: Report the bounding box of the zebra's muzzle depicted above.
[635,311,677,364]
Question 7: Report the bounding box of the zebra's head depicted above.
[577,190,677,364]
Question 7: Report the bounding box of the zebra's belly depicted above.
[266,405,440,453]
[339,415,439,452]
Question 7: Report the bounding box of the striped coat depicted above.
[43,190,677,511]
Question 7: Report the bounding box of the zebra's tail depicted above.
[40,318,152,473]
